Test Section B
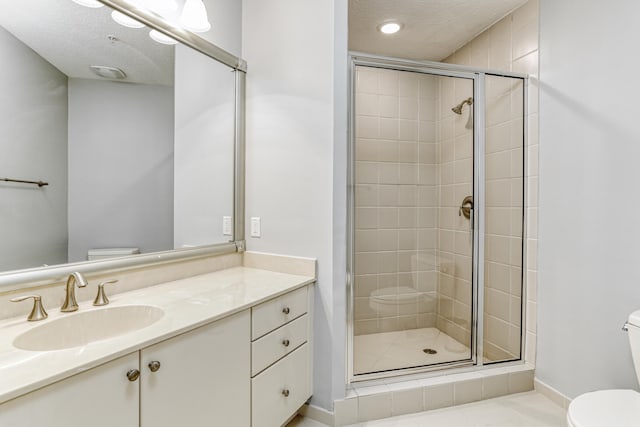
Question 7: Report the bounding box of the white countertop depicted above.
[0,266,314,404]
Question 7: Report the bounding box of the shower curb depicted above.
[303,364,534,426]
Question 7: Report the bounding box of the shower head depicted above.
[452,97,473,115]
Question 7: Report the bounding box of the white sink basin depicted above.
[13,305,164,351]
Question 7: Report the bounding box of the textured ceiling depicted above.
[349,0,528,61]
[0,0,174,85]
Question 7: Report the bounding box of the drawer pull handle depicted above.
[282,389,290,397]
[126,369,140,382]
[282,307,291,315]
[282,339,290,347]
[148,361,161,372]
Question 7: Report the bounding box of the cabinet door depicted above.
[0,352,139,427]
[140,310,251,427]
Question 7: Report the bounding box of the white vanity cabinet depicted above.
[0,283,313,427]
[140,310,250,427]
[0,352,140,427]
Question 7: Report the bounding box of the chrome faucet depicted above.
[61,272,88,312]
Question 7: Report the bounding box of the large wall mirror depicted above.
[0,0,245,286]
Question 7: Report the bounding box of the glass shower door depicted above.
[352,65,475,376]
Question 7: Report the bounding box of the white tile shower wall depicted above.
[444,0,539,363]
[354,67,439,336]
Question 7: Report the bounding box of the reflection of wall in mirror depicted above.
[67,79,174,262]
[200,0,241,57]
[174,45,235,247]
[0,26,68,271]
[172,0,242,248]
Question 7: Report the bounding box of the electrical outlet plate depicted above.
[250,217,261,238]
[223,216,232,236]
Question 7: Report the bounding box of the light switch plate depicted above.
[250,217,261,238]
[223,216,232,236]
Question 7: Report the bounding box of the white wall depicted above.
[538,0,640,397]
[173,45,235,247]
[0,26,68,271]
[243,0,348,410]
[67,78,174,262]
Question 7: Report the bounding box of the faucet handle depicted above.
[10,295,48,321]
[93,279,118,306]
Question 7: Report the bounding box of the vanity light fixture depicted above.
[378,22,402,34]
[137,0,178,14]
[71,0,104,8]
[111,10,145,28]
[180,0,211,33]
[76,0,210,45]
[149,29,178,45]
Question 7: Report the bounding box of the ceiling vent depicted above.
[89,65,127,80]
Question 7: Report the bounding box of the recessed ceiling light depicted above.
[379,22,402,34]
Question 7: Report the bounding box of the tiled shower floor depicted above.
[354,327,470,375]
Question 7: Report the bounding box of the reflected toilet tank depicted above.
[87,248,140,261]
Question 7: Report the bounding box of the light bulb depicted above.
[141,0,178,14]
[379,22,401,34]
[71,0,104,8]
[149,29,177,45]
[111,10,145,28]
[180,0,211,33]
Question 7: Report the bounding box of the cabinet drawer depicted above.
[251,344,310,427]
[252,314,308,376]
[252,286,308,339]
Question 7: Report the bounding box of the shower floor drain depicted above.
[423,348,437,355]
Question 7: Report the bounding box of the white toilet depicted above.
[566,309,640,426]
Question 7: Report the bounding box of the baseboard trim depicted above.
[299,403,335,426]
[534,378,572,409]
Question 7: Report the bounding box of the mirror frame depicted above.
[0,0,246,290]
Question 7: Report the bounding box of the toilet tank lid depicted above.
[628,309,640,327]
[88,248,140,256]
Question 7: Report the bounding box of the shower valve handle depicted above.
[459,196,474,219]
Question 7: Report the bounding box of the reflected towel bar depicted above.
[1,178,49,187]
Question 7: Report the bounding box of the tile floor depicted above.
[287,392,567,427]
[354,327,471,375]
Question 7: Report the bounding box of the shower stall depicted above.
[348,54,526,380]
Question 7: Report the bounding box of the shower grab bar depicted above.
[1,177,49,187]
